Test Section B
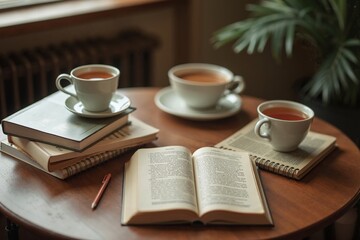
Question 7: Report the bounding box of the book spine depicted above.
[57,147,136,179]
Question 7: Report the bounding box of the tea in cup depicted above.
[56,64,119,112]
[254,100,314,152]
[168,63,245,109]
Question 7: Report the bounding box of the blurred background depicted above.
[0,1,358,239]
[0,0,315,102]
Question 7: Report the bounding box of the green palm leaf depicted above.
[212,0,360,106]
[304,39,360,104]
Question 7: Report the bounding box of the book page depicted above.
[136,146,198,213]
[192,147,265,216]
[215,119,336,175]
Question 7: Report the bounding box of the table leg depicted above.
[354,201,360,240]
[5,218,18,240]
[323,223,336,240]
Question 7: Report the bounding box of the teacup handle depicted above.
[56,74,78,99]
[226,75,245,95]
[254,118,271,140]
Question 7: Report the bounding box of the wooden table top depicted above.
[0,87,359,240]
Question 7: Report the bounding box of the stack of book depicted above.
[0,90,159,179]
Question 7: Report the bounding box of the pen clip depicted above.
[102,173,111,183]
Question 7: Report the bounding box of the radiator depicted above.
[0,30,158,120]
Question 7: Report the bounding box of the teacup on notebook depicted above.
[254,100,314,152]
[168,63,245,109]
[56,64,120,112]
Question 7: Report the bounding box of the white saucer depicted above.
[154,87,242,120]
[65,93,131,118]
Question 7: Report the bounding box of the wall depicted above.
[0,0,315,101]
[0,5,176,87]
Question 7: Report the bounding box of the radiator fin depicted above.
[0,30,158,119]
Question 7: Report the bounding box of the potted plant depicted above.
[212,0,360,145]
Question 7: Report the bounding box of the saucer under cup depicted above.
[155,87,242,120]
[65,92,131,118]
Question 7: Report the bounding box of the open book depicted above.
[8,116,159,171]
[121,146,273,226]
[215,119,337,180]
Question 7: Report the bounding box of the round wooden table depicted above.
[0,87,359,239]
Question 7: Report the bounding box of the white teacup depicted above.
[56,64,119,112]
[254,100,314,152]
[168,63,245,109]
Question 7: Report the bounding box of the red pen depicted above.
[91,173,111,210]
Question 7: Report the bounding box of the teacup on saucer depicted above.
[168,63,245,109]
[154,87,242,120]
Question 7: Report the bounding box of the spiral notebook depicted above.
[215,119,336,180]
[0,139,136,179]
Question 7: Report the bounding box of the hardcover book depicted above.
[215,119,337,180]
[1,89,134,151]
[121,146,273,226]
[8,116,159,171]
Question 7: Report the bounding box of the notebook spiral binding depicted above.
[217,146,300,179]
[252,156,299,179]
[60,146,136,178]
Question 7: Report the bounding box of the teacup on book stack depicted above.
[216,115,336,180]
[0,64,159,179]
[254,100,315,152]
